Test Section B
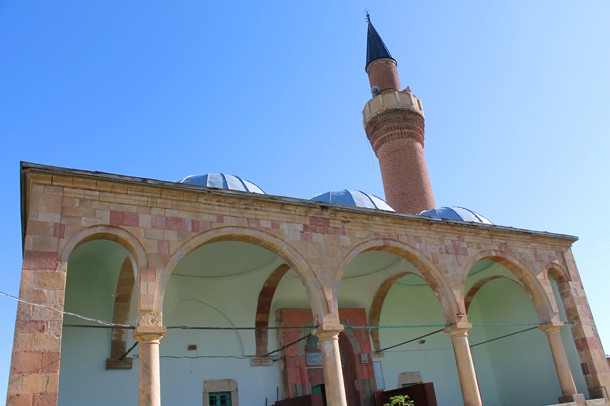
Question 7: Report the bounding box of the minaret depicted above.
[363,15,435,215]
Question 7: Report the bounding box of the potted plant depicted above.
[383,394,414,406]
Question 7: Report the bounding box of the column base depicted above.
[588,386,609,402]
[558,393,585,405]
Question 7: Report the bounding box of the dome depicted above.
[419,207,492,224]
[311,190,394,211]
[179,173,265,194]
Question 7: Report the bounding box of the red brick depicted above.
[16,321,48,334]
[22,251,57,271]
[575,337,601,352]
[151,216,166,229]
[11,352,42,375]
[109,211,123,226]
[122,212,139,227]
[41,352,60,373]
[166,217,189,231]
[140,267,157,282]
[157,240,170,255]
[7,394,33,406]
[191,220,212,233]
[309,217,329,227]
[52,224,65,239]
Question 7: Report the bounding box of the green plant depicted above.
[383,394,414,406]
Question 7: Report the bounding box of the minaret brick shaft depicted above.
[363,19,435,215]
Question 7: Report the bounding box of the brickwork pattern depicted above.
[366,58,401,94]
[364,104,435,215]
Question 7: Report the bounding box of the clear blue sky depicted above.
[1,1,609,400]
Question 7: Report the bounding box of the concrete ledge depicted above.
[106,357,133,370]
[250,356,273,367]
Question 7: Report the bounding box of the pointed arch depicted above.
[543,260,571,284]
[368,272,408,353]
[156,226,328,319]
[255,264,291,356]
[461,250,558,322]
[340,238,460,324]
[59,224,147,270]
[464,275,523,313]
[106,258,136,369]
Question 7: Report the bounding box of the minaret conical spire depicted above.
[366,13,396,71]
[364,14,401,95]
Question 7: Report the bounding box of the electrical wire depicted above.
[62,322,558,330]
[377,328,445,353]
[119,342,139,361]
[261,334,312,358]
[0,291,131,328]
[470,326,539,348]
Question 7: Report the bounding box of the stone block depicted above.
[13,333,34,352]
[24,236,57,252]
[32,393,56,406]
[41,352,60,373]
[11,352,42,375]
[37,212,61,223]
[22,251,57,271]
[6,394,33,406]
[33,273,66,290]
[15,321,48,334]
[32,333,60,351]
[20,374,47,394]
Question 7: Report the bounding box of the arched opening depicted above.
[255,264,290,356]
[466,259,564,405]
[106,258,136,369]
[59,239,138,405]
[340,249,460,405]
[160,239,314,405]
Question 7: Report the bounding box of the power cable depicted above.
[377,328,445,353]
[0,291,130,328]
[261,333,312,358]
[470,326,539,348]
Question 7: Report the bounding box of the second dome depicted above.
[311,190,394,211]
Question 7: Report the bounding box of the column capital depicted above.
[134,326,166,344]
[444,322,473,337]
[539,322,564,334]
[312,324,344,341]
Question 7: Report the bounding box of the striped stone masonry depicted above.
[7,164,610,405]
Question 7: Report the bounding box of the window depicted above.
[209,391,231,406]
[203,379,238,406]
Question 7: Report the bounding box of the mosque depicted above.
[8,18,610,406]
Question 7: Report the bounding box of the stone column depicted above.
[540,324,585,405]
[134,312,166,406]
[313,325,347,406]
[444,323,482,406]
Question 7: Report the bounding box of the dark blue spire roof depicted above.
[366,15,396,70]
